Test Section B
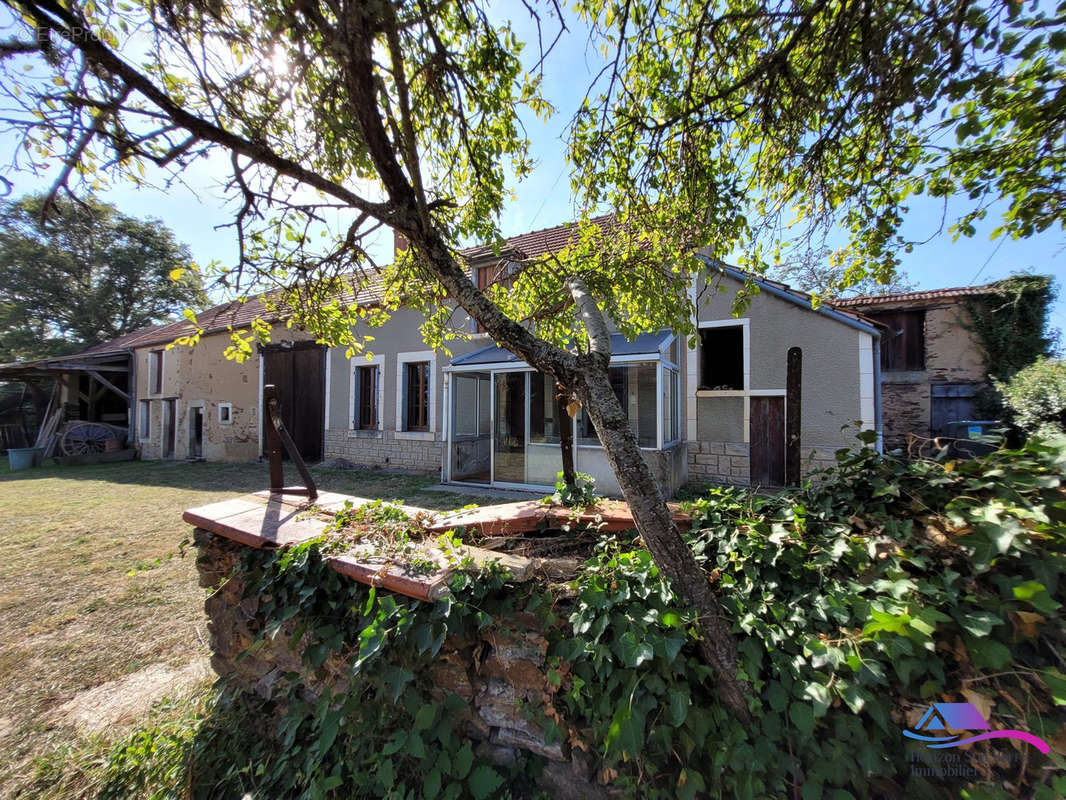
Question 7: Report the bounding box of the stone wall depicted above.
[194,529,608,799]
[323,428,444,473]
[687,440,750,486]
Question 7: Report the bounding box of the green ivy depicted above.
[121,435,1066,799]
[549,435,1066,798]
[962,274,1057,418]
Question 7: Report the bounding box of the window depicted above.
[403,361,430,431]
[148,350,164,395]
[874,310,925,371]
[138,400,151,440]
[474,262,518,333]
[453,374,490,437]
[354,364,379,429]
[577,364,657,448]
[529,372,563,444]
[699,326,744,390]
[218,402,232,425]
[663,367,679,444]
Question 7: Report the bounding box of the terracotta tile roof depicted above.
[459,213,616,262]
[832,284,1000,308]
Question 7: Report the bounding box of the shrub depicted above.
[996,358,1066,436]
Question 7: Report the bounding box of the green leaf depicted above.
[468,765,504,800]
[802,682,831,717]
[955,610,1004,637]
[789,702,815,736]
[1041,670,1066,706]
[766,681,788,712]
[616,631,654,667]
[667,687,690,726]
[413,703,436,731]
[1013,580,1061,614]
[452,743,474,779]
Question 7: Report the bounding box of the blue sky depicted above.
[1,3,1062,343]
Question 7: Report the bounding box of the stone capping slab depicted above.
[185,489,688,603]
[184,490,535,603]
[426,498,693,535]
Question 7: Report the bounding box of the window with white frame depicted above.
[218,402,233,425]
[699,326,744,390]
[353,363,381,429]
[577,363,657,448]
[397,352,435,434]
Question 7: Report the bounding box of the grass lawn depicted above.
[0,458,501,798]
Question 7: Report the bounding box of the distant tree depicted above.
[768,247,915,299]
[0,194,205,362]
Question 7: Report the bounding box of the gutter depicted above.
[873,338,883,454]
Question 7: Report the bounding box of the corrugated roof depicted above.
[833,284,1000,307]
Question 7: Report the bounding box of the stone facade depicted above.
[687,441,750,486]
[323,428,443,473]
[842,296,990,452]
[195,529,609,800]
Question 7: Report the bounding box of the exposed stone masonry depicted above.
[195,529,610,799]
[324,428,443,473]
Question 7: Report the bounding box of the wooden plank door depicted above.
[262,343,325,461]
[750,396,785,487]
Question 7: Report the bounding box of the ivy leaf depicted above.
[667,687,690,726]
[955,610,1003,637]
[616,631,654,668]
[802,682,831,717]
[414,703,436,731]
[766,681,789,712]
[1013,580,1061,615]
[468,765,504,800]
[452,743,474,779]
[789,702,816,736]
[1040,670,1066,706]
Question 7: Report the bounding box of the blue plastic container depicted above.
[7,447,41,471]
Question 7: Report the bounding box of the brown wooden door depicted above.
[262,342,325,461]
[750,396,785,487]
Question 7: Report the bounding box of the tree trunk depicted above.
[576,361,752,724]
[556,383,576,488]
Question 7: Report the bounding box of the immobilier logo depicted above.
[902,701,1050,753]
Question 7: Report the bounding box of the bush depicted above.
[996,358,1066,436]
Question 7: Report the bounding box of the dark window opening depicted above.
[699,326,744,390]
[404,362,430,431]
[874,310,925,371]
[355,365,379,429]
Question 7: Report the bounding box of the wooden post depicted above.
[785,347,802,486]
[556,383,576,488]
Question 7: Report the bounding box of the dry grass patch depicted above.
[0,459,498,798]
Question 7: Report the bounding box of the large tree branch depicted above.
[566,274,611,365]
[15,0,391,223]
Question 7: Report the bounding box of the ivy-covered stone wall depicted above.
[194,528,608,800]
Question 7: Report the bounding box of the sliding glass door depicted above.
[493,372,526,483]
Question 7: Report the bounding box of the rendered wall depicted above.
[134,330,267,462]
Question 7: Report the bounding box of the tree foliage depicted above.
[571,0,1066,294]
[0,194,204,361]
[2,0,1063,724]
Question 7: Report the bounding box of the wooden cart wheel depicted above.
[60,422,116,456]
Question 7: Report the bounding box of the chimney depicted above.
[393,230,409,261]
